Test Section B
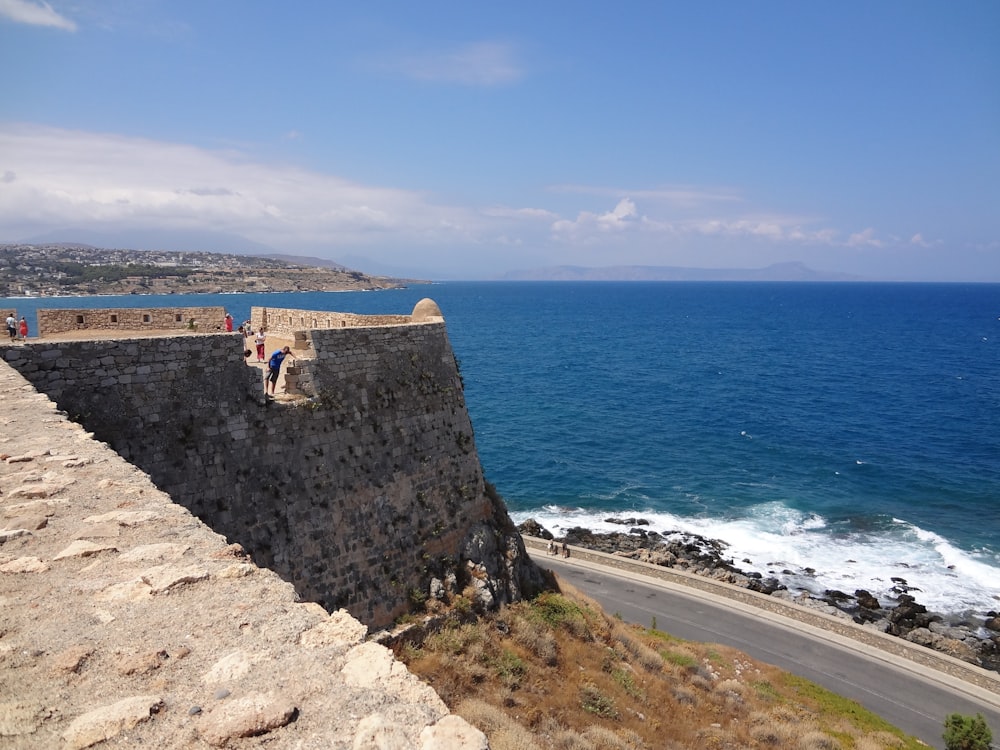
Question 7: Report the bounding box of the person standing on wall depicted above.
[255,328,267,362]
[6,312,17,341]
[266,345,295,397]
[18,317,28,341]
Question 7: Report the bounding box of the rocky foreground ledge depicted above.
[519,518,1000,675]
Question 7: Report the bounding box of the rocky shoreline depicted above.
[519,517,1000,674]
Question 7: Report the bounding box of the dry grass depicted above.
[396,580,927,750]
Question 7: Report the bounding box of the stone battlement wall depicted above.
[250,306,411,337]
[2,309,538,630]
[37,306,227,336]
[0,361,487,748]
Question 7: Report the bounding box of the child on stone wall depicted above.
[255,329,266,362]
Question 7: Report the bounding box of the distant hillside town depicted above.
[0,243,411,296]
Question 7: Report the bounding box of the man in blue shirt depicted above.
[266,346,295,396]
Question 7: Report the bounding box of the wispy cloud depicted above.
[388,41,524,86]
[550,195,841,247]
[482,206,558,221]
[0,0,76,30]
[549,183,743,208]
[847,228,884,248]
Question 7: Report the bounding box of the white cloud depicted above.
[552,198,640,237]
[389,41,524,86]
[847,228,884,248]
[0,0,76,30]
[0,124,488,249]
[910,233,930,247]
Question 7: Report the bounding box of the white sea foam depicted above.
[515,503,1000,617]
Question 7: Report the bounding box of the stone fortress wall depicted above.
[3,300,539,628]
[36,306,227,336]
[0,299,544,747]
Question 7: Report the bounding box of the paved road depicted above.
[534,552,1000,750]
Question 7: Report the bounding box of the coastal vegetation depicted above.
[943,713,993,750]
[395,583,925,750]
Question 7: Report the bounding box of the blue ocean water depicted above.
[5,282,999,617]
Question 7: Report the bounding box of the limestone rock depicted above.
[61,695,163,749]
[75,522,120,539]
[5,452,47,464]
[0,555,49,573]
[0,529,30,544]
[353,713,411,749]
[95,578,153,601]
[342,642,447,713]
[300,608,368,649]
[421,714,490,750]
[197,692,297,747]
[8,482,64,498]
[217,562,255,578]
[53,540,118,559]
[1,514,47,531]
[202,650,252,684]
[83,510,159,526]
[139,563,209,593]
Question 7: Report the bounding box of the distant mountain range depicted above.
[499,262,863,282]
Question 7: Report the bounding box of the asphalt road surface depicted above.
[535,552,1000,750]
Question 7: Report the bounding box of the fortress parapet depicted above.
[36,306,226,336]
[251,298,444,340]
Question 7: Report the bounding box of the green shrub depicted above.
[943,713,993,750]
[580,682,619,719]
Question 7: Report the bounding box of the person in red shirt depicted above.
[18,317,27,341]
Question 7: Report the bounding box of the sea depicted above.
[4,281,999,621]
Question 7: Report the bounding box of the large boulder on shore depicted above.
[517,518,553,540]
[903,628,980,664]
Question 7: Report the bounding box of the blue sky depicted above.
[1,1,997,280]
